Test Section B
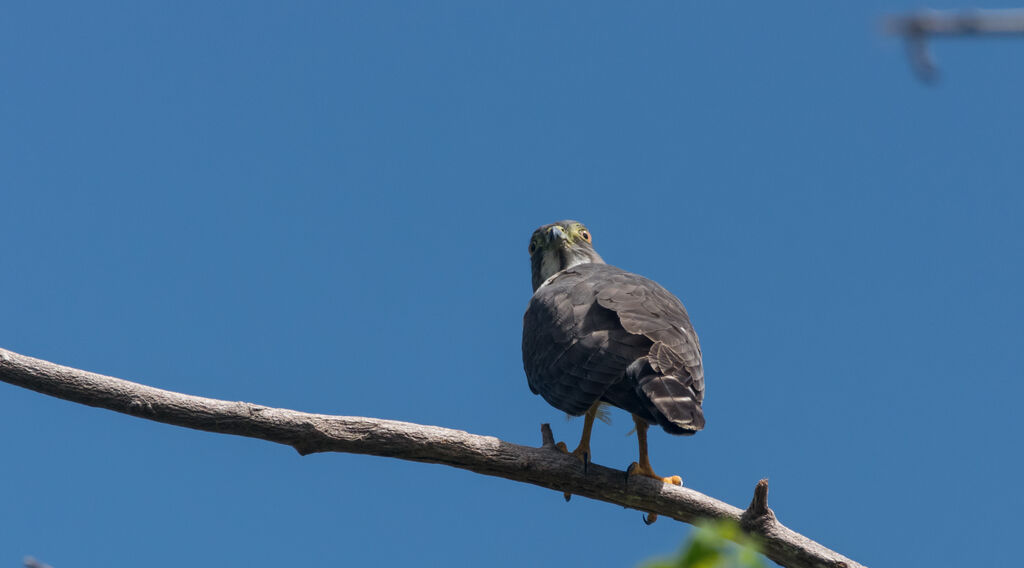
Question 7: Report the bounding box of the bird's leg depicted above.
[555,403,599,465]
[627,415,682,524]
[571,402,599,467]
[627,415,682,484]
[557,402,600,501]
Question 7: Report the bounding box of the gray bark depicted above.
[884,9,1024,81]
[0,347,864,568]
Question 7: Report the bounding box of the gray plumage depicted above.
[522,221,705,435]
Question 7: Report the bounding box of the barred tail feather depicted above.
[629,358,705,435]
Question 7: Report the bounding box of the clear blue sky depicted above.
[2,2,1022,567]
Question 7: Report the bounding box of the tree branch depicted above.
[0,347,864,568]
[23,557,53,568]
[884,9,1024,81]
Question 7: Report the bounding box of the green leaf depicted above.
[639,519,769,568]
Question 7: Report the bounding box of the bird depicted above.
[522,220,704,521]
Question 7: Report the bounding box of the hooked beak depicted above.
[547,225,567,243]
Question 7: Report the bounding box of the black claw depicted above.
[582,451,590,473]
[564,493,572,502]
[643,513,657,525]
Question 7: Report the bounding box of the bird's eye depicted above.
[580,230,591,243]
[528,242,537,255]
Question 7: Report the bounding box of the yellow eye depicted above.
[580,230,591,243]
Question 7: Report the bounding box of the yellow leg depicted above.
[555,402,599,461]
[572,403,598,461]
[628,414,682,524]
[557,402,600,500]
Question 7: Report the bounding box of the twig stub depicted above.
[540,423,557,449]
[740,478,776,528]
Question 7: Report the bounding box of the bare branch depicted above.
[886,9,1024,37]
[884,9,1024,81]
[0,347,864,568]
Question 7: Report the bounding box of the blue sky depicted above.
[2,2,1023,567]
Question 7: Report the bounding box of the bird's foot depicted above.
[553,441,590,468]
[569,445,590,471]
[626,461,682,485]
[626,462,682,524]
[554,442,591,501]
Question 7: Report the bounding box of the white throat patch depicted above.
[537,248,594,289]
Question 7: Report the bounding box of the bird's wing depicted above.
[522,265,651,416]
[592,268,703,397]
[592,266,705,431]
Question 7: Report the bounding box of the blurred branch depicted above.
[885,9,1024,81]
[0,347,863,568]
[24,557,54,568]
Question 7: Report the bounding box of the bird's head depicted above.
[528,220,605,291]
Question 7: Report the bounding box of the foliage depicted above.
[641,519,768,568]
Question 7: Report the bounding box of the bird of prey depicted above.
[522,220,704,516]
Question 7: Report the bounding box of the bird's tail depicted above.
[629,358,705,435]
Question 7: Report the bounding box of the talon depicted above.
[554,441,568,453]
[628,461,684,486]
[643,513,658,525]
[566,443,590,471]
[558,443,590,503]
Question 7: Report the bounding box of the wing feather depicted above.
[522,263,704,432]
